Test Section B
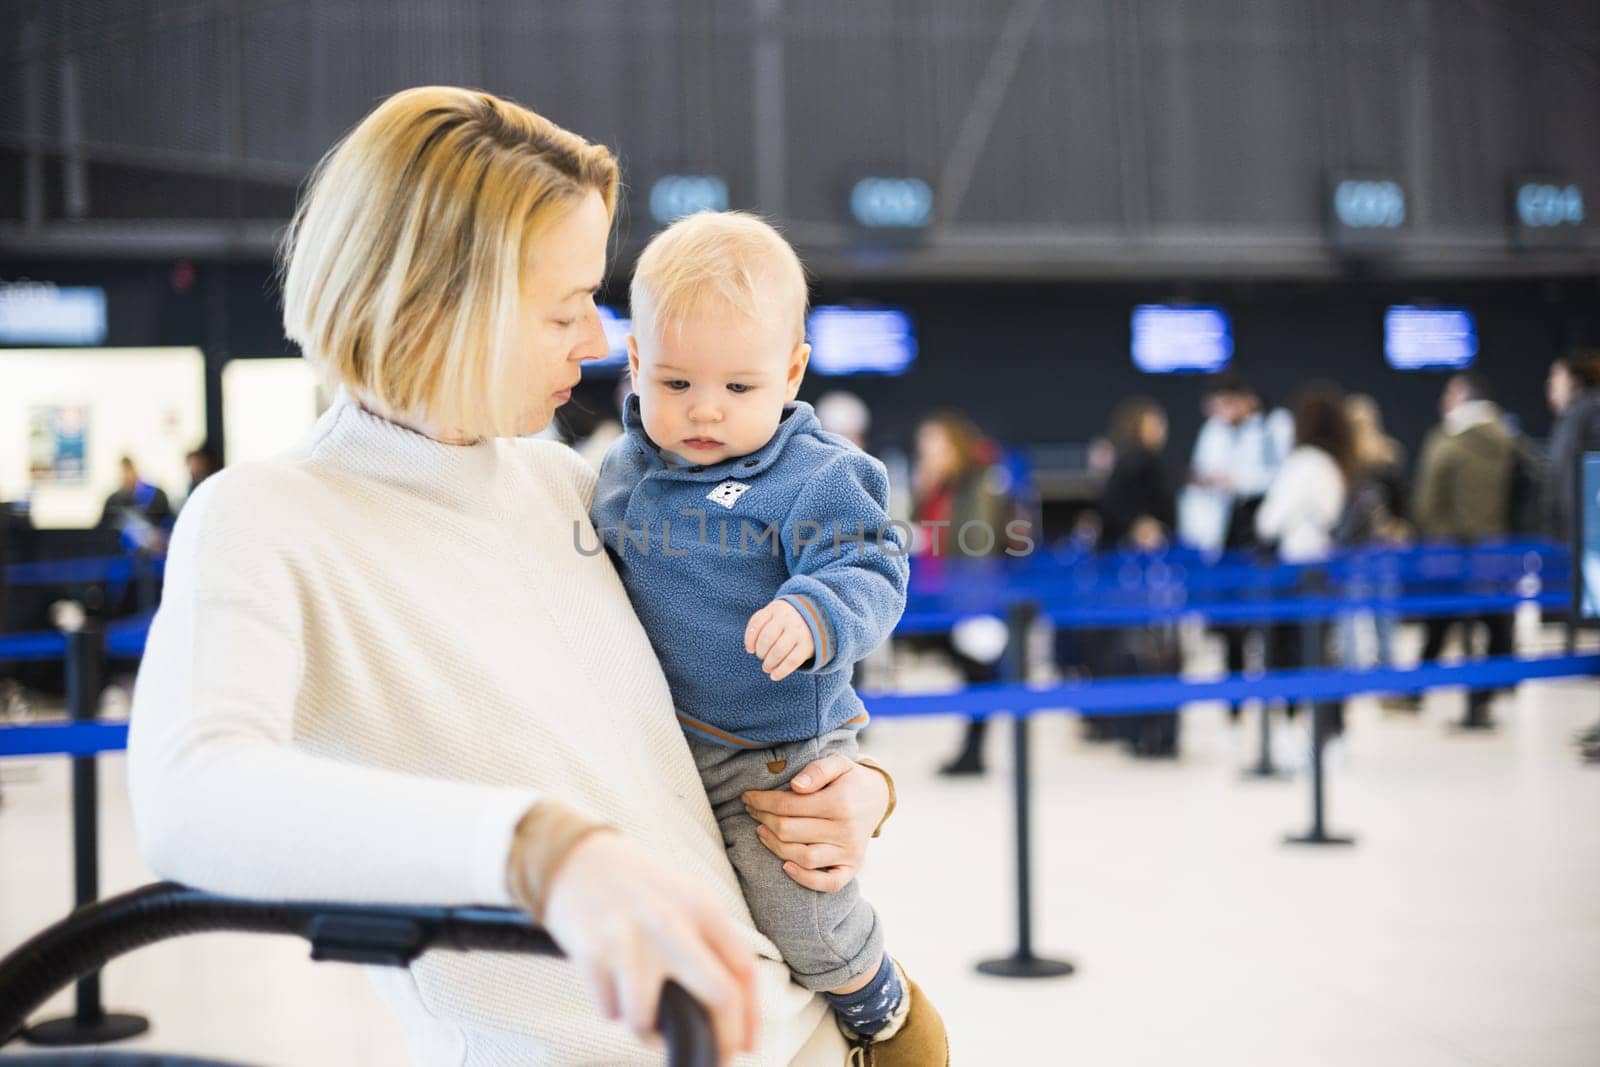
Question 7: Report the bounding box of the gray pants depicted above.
[688,728,885,992]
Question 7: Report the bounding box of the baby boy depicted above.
[591,211,920,1049]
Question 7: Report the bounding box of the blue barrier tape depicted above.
[896,590,1566,635]
[4,555,165,587]
[0,630,70,663]
[106,615,154,658]
[912,552,1566,604]
[903,577,1569,620]
[6,653,1594,759]
[860,653,1600,720]
[0,721,130,758]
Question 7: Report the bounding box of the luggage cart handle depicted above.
[0,882,718,1067]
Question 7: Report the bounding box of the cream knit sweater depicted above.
[127,394,841,1065]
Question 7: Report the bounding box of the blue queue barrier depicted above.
[898,590,1566,636]
[937,539,1565,588]
[909,542,1566,610]
[2,555,1590,990]
[0,631,69,663]
[864,643,1600,978]
[860,653,1600,718]
[3,555,165,617]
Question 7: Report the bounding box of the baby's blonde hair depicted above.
[280,86,618,437]
[630,211,808,350]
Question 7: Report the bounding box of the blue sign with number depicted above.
[849,177,933,229]
[649,176,729,225]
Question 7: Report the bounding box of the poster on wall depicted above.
[27,405,90,485]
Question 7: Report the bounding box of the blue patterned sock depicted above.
[823,953,904,1038]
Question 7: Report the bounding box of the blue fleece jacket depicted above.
[591,396,909,748]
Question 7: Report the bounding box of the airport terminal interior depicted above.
[3,2,1599,1065]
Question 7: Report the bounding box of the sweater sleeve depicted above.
[775,450,909,674]
[126,474,541,907]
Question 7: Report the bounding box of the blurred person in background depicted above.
[183,443,221,503]
[816,390,871,451]
[1257,382,1355,743]
[910,411,1015,777]
[1543,353,1600,756]
[1099,396,1175,550]
[1410,372,1518,729]
[1182,373,1293,720]
[1543,352,1600,544]
[98,455,174,550]
[1182,374,1293,553]
[1335,395,1411,673]
[1090,397,1182,756]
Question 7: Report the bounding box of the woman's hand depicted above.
[741,755,891,892]
[538,832,759,1063]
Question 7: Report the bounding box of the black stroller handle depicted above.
[0,881,718,1067]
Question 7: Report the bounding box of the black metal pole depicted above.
[977,601,1074,979]
[1241,627,1288,780]
[22,624,149,1046]
[134,555,158,615]
[1285,573,1354,848]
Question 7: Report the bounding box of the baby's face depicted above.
[629,301,809,466]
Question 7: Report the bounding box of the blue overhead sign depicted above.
[849,177,933,230]
[649,175,729,225]
[1332,178,1406,232]
[0,283,108,346]
[1512,178,1586,247]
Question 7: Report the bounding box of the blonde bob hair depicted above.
[281,86,619,437]
[630,210,808,350]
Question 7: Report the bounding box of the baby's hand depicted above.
[744,600,815,682]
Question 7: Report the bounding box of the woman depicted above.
[1099,397,1175,550]
[909,411,1015,776]
[1336,395,1410,670]
[1090,398,1181,756]
[128,87,897,1065]
[1545,352,1600,542]
[1256,383,1354,739]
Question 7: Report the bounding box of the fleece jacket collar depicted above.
[620,393,821,482]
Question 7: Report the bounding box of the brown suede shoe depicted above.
[842,961,949,1066]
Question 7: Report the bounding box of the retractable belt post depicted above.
[1241,626,1289,781]
[1285,568,1354,848]
[976,600,1075,980]
[22,621,151,1047]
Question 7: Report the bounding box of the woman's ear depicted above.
[785,341,811,402]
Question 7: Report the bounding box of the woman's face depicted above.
[1141,410,1168,450]
[516,190,613,435]
[1548,362,1573,416]
[916,423,959,482]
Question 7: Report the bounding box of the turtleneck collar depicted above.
[304,390,511,511]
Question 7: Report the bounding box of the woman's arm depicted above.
[132,476,760,1061]
[127,476,541,907]
[739,753,893,892]
[508,803,758,1061]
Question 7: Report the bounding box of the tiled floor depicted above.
[3,642,1598,1065]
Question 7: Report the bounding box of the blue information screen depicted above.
[1384,306,1477,370]
[0,284,108,345]
[1130,305,1233,374]
[807,307,917,376]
